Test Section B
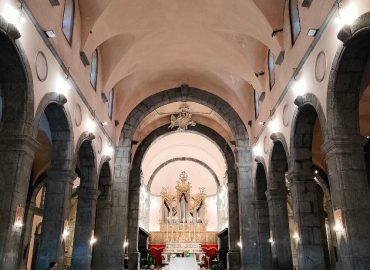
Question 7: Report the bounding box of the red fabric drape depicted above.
[148,244,165,266]
[201,244,218,266]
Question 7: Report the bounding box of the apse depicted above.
[138,131,229,265]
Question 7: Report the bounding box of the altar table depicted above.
[168,257,198,270]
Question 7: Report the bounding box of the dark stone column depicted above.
[266,188,293,269]
[227,181,241,270]
[18,200,36,270]
[322,137,370,269]
[106,146,130,270]
[127,168,141,270]
[35,170,76,270]
[254,200,272,269]
[0,135,38,270]
[71,187,100,270]
[289,178,327,270]
[91,196,112,270]
[237,161,259,270]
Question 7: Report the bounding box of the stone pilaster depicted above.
[227,180,241,270]
[289,178,327,270]
[254,200,272,269]
[128,252,140,270]
[36,170,76,270]
[237,161,259,270]
[322,137,370,269]
[91,200,112,270]
[0,135,38,270]
[70,187,100,270]
[105,146,130,270]
[266,188,293,269]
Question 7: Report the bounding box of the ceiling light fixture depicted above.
[307,28,318,37]
[45,30,56,38]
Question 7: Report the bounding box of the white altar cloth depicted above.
[168,257,198,270]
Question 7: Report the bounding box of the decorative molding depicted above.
[35,51,48,82]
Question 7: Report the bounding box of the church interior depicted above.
[0,0,370,269]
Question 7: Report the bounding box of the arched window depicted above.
[254,89,260,120]
[268,50,275,90]
[90,50,98,90]
[62,0,75,44]
[108,89,114,120]
[289,0,301,44]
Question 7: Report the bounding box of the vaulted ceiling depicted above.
[77,0,286,130]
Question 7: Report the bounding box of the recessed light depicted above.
[258,121,265,126]
[307,28,318,37]
[45,30,56,38]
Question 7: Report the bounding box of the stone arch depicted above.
[112,85,256,269]
[0,19,38,269]
[119,85,248,147]
[126,124,240,270]
[266,139,293,269]
[0,16,34,135]
[254,161,272,268]
[147,157,220,190]
[71,138,99,269]
[289,98,331,269]
[327,12,370,140]
[33,96,75,270]
[323,12,370,269]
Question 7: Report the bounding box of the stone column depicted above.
[0,135,38,270]
[127,168,141,270]
[237,162,259,270]
[254,200,272,269]
[18,200,36,270]
[71,187,100,270]
[322,137,370,269]
[35,170,75,270]
[106,146,130,270]
[91,197,112,270]
[289,178,327,269]
[266,188,293,269]
[227,180,241,270]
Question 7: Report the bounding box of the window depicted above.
[268,50,275,90]
[289,0,301,44]
[62,0,75,44]
[254,89,260,120]
[90,50,98,90]
[108,89,114,120]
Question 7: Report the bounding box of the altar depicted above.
[161,242,205,265]
[168,257,198,270]
[147,172,217,267]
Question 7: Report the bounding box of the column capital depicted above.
[0,134,39,153]
[265,188,287,201]
[46,169,77,183]
[321,136,366,157]
[77,187,101,200]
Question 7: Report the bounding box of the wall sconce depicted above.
[103,145,114,157]
[292,222,300,241]
[86,118,96,133]
[334,209,344,232]
[268,237,274,244]
[56,75,70,96]
[252,145,263,157]
[237,241,242,248]
[90,230,97,245]
[335,3,358,29]
[62,220,70,239]
[14,205,24,229]
[268,119,279,134]
[3,4,26,28]
[124,240,129,248]
[292,77,307,98]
